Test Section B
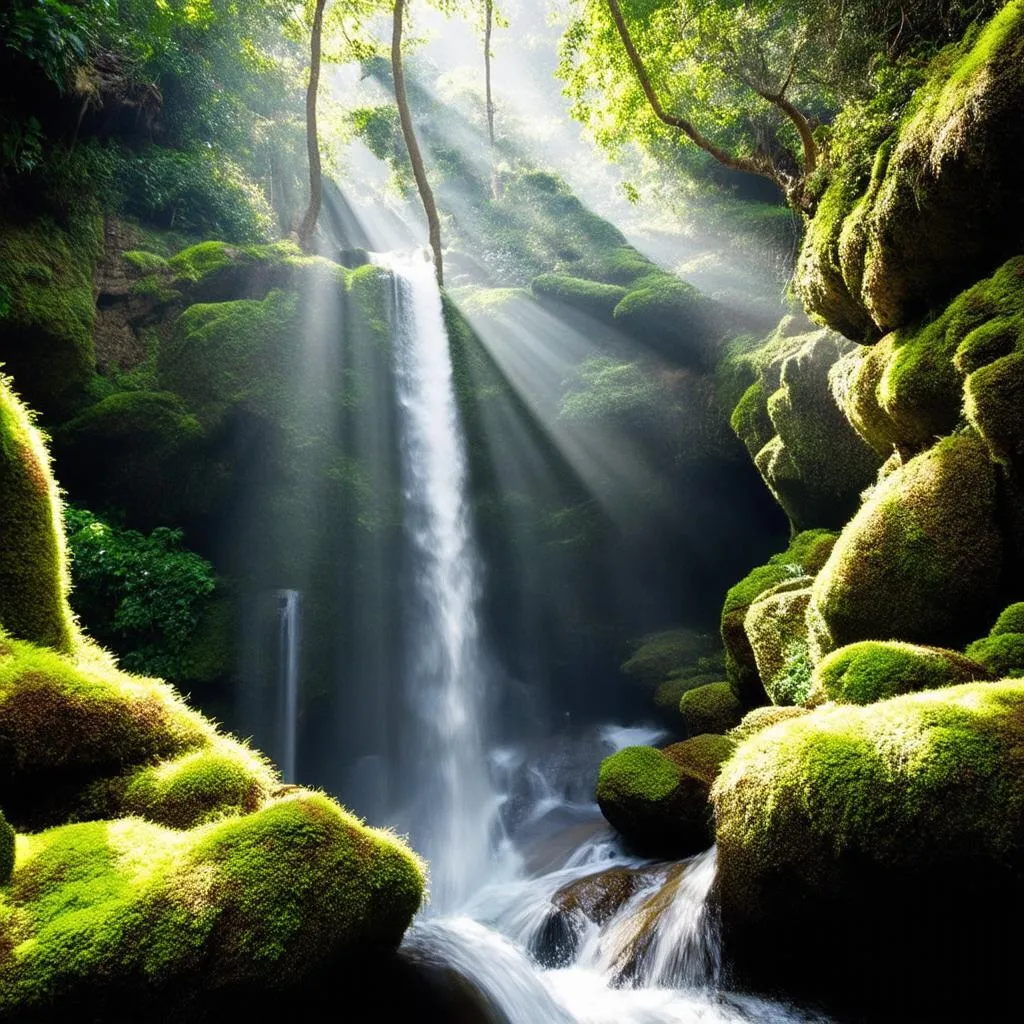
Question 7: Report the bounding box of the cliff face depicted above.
[707,4,1024,1013]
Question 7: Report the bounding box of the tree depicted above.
[297,0,327,251]
[483,0,498,198]
[558,0,998,215]
[392,0,444,284]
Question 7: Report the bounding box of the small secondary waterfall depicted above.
[277,589,301,783]
[383,250,497,913]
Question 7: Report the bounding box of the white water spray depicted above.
[383,249,497,912]
[277,588,301,783]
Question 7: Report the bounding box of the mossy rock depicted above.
[53,391,206,530]
[721,530,837,703]
[530,274,627,321]
[611,274,713,366]
[595,741,726,857]
[810,640,990,705]
[744,579,815,706]
[0,211,103,417]
[965,351,1024,468]
[796,2,1024,337]
[713,680,1024,1013]
[0,792,424,1019]
[0,632,217,829]
[653,672,718,712]
[808,435,1003,660]
[965,633,1024,678]
[678,682,743,736]
[619,629,718,690]
[0,378,75,653]
[728,705,809,742]
[740,327,880,531]
[0,808,13,884]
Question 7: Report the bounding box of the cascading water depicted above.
[371,251,821,1021]
[383,249,498,912]
[277,589,301,784]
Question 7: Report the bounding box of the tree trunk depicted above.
[484,0,498,197]
[393,0,444,285]
[297,0,327,252]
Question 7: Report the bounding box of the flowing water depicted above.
[276,589,301,784]
[369,252,821,1021]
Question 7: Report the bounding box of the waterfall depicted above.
[277,588,301,783]
[383,249,497,913]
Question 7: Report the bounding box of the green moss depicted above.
[54,392,204,528]
[661,733,737,780]
[168,241,236,283]
[965,634,1024,678]
[0,211,103,416]
[530,274,627,320]
[123,250,170,275]
[808,435,1003,659]
[679,682,743,736]
[593,246,656,286]
[991,603,1024,637]
[965,351,1024,466]
[714,680,1024,931]
[595,745,717,856]
[612,274,712,365]
[620,629,718,689]
[721,530,836,702]
[730,380,773,459]
[0,809,13,884]
[653,673,718,711]
[728,705,809,742]
[0,378,75,652]
[744,580,815,706]
[0,792,424,1014]
[811,640,990,705]
[0,632,215,828]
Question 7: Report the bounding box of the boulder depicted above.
[595,735,735,857]
[713,680,1024,1015]
[728,705,809,742]
[807,435,1004,659]
[744,579,815,705]
[809,640,990,705]
[678,683,743,736]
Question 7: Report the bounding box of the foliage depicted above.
[64,506,217,683]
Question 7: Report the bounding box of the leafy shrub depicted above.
[64,506,219,682]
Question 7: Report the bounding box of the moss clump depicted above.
[85,740,276,830]
[0,379,75,653]
[713,681,1024,1006]
[0,792,424,1016]
[595,741,726,857]
[808,435,1003,660]
[661,733,737,779]
[0,808,13,884]
[54,392,205,529]
[530,274,627,320]
[728,705,809,742]
[721,530,837,702]
[991,602,1024,637]
[744,579,815,706]
[730,380,773,460]
[0,211,103,416]
[679,682,743,736]
[620,629,718,689]
[965,634,1024,678]
[653,672,718,712]
[123,250,170,275]
[611,274,713,365]
[965,351,1024,467]
[810,640,989,705]
[0,632,215,828]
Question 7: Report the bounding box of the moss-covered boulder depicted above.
[53,391,206,530]
[0,212,103,416]
[808,435,1004,659]
[721,530,836,702]
[0,379,75,653]
[619,629,718,690]
[728,705,809,742]
[678,682,743,736]
[965,633,1024,677]
[611,274,714,366]
[810,640,989,705]
[713,680,1024,1014]
[0,808,13,884]
[744,579,815,705]
[739,328,880,531]
[0,791,423,1019]
[595,735,734,856]
[530,274,627,321]
[796,2,1024,337]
